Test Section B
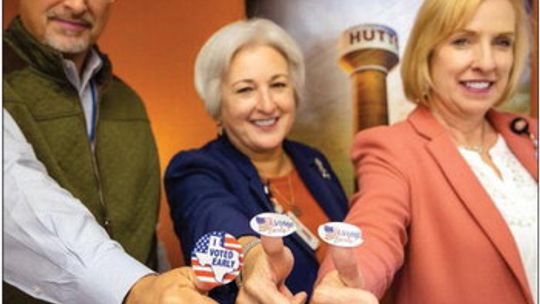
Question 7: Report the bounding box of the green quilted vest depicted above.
[3,18,160,303]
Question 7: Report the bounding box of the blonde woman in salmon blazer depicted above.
[312,0,538,303]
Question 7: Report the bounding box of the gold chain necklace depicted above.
[268,174,302,217]
[460,120,486,154]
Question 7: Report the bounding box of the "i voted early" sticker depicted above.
[191,231,243,288]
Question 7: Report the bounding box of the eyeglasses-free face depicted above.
[429,0,515,119]
[219,44,296,159]
[19,0,114,55]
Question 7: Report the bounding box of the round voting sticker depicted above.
[250,213,297,237]
[191,231,243,288]
[318,222,363,247]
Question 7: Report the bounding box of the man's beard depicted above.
[43,10,94,54]
[43,30,91,54]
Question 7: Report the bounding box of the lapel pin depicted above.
[511,117,538,157]
[314,158,331,179]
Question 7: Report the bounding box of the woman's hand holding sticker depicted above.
[311,222,378,304]
[236,213,306,304]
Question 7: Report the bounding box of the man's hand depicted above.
[236,236,307,304]
[125,267,217,304]
[311,247,378,304]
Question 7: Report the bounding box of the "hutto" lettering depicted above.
[349,28,397,46]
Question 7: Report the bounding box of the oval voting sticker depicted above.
[318,222,363,247]
[250,212,297,237]
[191,231,243,288]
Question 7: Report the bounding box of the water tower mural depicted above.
[339,24,399,132]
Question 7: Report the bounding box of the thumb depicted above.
[260,235,293,283]
[291,291,308,304]
[278,284,307,303]
[330,246,363,288]
[180,267,213,293]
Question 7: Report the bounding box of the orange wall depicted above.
[3,0,245,268]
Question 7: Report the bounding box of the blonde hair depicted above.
[401,0,531,106]
[194,18,305,119]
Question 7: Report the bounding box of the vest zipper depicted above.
[91,150,113,236]
[88,84,113,236]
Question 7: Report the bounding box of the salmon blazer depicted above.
[321,106,537,304]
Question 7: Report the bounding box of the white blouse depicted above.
[459,135,538,304]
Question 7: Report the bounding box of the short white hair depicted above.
[194,18,305,119]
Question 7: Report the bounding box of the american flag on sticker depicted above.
[191,231,243,288]
[323,225,337,241]
[255,216,272,233]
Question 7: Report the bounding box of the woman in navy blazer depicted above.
[165,19,348,303]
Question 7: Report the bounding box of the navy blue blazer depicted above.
[165,134,348,302]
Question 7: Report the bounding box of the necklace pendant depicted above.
[461,145,483,154]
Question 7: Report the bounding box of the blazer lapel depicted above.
[409,107,531,300]
[304,159,347,220]
[285,141,346,220]
[284,141,346,259]
[247,178,274,211]
[219,135,274,212]
[487,110,538,180]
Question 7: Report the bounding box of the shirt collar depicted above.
[62,49,104,93]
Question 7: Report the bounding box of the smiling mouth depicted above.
[49,17,92,30]
[460,81,494,90]
[252,117,278,127]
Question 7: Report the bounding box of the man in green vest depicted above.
[3,0,215,303]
